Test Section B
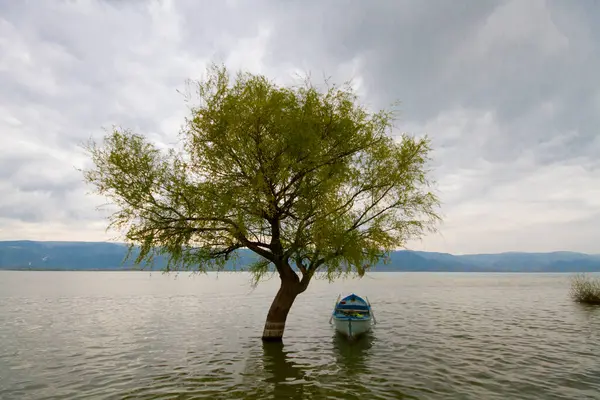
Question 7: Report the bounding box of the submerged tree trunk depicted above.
[261,278,302,342]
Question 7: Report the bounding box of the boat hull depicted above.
[333,316,372,339]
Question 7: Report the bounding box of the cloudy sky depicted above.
[1,0,599,254]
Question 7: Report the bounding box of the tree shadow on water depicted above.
[261,341,307,384]
[243,341,309,400]
[119,335,383,400]
[120,344,310,400]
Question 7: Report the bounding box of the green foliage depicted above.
[570,274,600,305]
[83,63,440,286]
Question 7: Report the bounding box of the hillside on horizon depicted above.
[1,240,599,272]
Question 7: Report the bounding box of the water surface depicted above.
[1,271,599,399]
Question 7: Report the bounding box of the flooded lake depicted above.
[1,271,599,399]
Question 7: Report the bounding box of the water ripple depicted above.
[1,271,600,399]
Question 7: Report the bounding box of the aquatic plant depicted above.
[570,273,600,305]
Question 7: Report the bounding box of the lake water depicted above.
[1,271,599,399]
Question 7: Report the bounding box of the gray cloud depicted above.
[0,0,598,253]
[259,0,599,162]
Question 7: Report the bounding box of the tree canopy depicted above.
[83,64,440,289]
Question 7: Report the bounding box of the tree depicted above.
[83,64,440,342]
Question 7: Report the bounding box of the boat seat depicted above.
[336,304,370,311]
[337,309,370,315]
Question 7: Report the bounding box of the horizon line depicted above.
[0,239,598,257]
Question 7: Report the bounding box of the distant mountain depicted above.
[0,240,259,271]
[0,240,600,272]
[407,250,600,272]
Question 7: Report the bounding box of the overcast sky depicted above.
[1,0,599,254]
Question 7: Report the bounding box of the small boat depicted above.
[329,293,376,339]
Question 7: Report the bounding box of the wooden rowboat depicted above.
[329,293,376,339]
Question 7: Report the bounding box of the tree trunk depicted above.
[261,278,301,342]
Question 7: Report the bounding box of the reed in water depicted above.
[570,274,600,305]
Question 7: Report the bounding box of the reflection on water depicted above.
[1,271,600,399]
[332,332,373,377]
[260,342,309,399]
[238,335,378,400]
[262,342,307,384]
[255,334,376,400]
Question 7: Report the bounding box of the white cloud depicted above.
[403,104,600,253]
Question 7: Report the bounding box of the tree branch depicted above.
[236,234,275,262]
[348,184,396,231]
